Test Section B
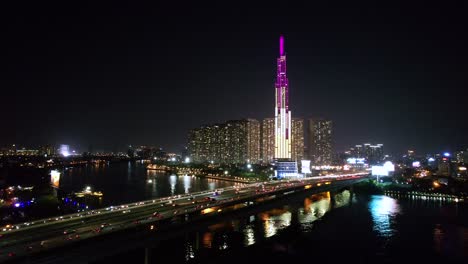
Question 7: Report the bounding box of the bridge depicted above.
[0,173,368,263]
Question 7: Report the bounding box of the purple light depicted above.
[14,203,20,208]
[279,35,284,56]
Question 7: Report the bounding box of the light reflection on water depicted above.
[368,195,400,238]
[243,225,255,246]
[260,209,292,238]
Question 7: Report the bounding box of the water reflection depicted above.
[183,175,191,194]
[184,242,195,261]
[368,195,400,238]
[299,193,331,231]
[169,175,177,195]
[208,181,216,190]
[243,225,255,246]
[260,209,292,238]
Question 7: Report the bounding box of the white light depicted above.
[301,160,311,174]
[372,166,389,176]
[247,164,252,169]
[443,152,450,157]
[224,171,228,175]
[51,170,61,188]
[383,161,395,172]
[185,157,190,163]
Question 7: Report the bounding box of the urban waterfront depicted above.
[96,190,468,264]
[59,161,237,208]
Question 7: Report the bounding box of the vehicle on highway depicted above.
[63,229,76,235]
[152,212,163,219]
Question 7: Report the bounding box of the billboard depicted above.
[301,160,311,174]
[51,170,61,188]
[347,158,365,164]
[372,166,389,176]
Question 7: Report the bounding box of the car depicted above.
[152,212,163,219]
[63,229,76,235]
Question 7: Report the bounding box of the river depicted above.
[96,190,468,264]
[62,162,468,264]
[59,161,237,207]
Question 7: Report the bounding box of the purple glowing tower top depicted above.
[275,35,289,113]
[280,35,284,56]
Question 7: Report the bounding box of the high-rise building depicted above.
[188,119,260,164]
[291,118,304,161]
[261,118,275,163]
[274,35,292,159]
[262,117,303,163]
[348,143,384,165]
[308,119,333,166]
[246,119,261,163]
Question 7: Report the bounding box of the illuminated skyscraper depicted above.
[274,35,292,159]
[188,119,260,164]
[291,118,304,161]
[261,118,275,163]
[308,119,333,166]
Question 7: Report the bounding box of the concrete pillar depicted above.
[144,246,152,264]
[329,191,336,210]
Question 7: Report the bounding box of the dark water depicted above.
[102,190,468,264]
[58,161,236,207]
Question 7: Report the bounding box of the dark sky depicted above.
[2,2,467,155]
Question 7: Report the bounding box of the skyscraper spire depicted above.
[279,35,284,56]
[274,35,291,159]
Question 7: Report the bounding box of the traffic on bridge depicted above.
[0,173,367,262]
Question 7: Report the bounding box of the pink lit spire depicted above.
[279,35,284,56]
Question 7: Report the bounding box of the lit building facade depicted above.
[274,35,292,159]
[348,143,384,165]
[261,118,275,163]
[262,117,303,163]
[308,119,333,166]
[188,119,260,164]
[291,118,304,162]
[246,119,261,163]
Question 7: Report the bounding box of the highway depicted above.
[0,173,367,262]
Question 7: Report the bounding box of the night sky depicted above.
[2,2,467,156]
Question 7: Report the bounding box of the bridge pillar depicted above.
[329,191,336,210]
[144,246,152,264]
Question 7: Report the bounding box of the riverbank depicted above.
[196,174,254,184]
[354,179,467,203]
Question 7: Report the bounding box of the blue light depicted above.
[443,152,450,157]
[428,157,435,162]
[14,203,20,208]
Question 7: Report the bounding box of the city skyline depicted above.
[3,2,468,155]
